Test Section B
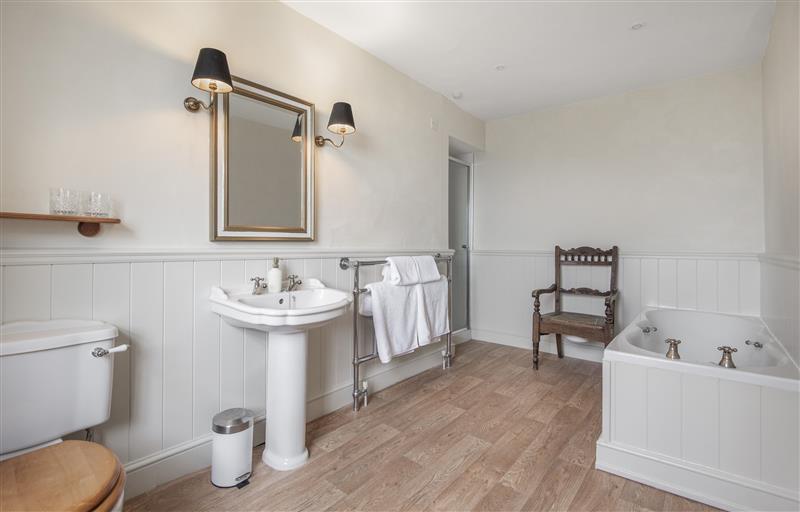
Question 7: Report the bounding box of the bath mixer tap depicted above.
[745,339,763,349]
[665,338,681,360]
[250,277,267,295]
[717,346,737,368]
[286,275,303,291]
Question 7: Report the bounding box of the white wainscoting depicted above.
[0,248,463,498]
[470,250,761,362]
[760,253,800,368]
[597,359,799,511]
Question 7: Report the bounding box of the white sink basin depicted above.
[210,278,351,332]
[209,278,351,471]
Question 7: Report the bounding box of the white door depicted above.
[448,158,470,331]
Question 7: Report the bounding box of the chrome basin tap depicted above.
[250,277,267,295]
[287,275,303,291]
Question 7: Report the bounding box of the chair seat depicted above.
[540,311,607,329]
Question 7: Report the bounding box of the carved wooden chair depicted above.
[531,246,619,369]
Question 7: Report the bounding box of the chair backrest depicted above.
[554,245,618,313]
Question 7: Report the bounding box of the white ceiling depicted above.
[285,1,775,120]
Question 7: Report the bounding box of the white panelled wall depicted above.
[470,251,760,362]
[0,251,460,497]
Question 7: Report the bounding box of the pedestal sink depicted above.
[209,278,351,470]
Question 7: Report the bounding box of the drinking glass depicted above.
[81,191,112,217]
[49,188,79,215]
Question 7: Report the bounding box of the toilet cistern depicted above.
[209,277,351,471]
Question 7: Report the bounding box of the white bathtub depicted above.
[596,308,799,511]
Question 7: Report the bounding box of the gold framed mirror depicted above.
[211,76,315,241]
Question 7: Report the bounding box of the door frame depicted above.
[448,154,473,330]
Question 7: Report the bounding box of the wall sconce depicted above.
[183,48,233,113]
[315,102,356,148]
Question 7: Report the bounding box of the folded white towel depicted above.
[385,255,441,285]
[365,280,420,363]
[417,276,450,345]
[413,255,440,284]
[385,256,420,285]
[360,257,438,317]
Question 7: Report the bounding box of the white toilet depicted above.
[0,319,127,511]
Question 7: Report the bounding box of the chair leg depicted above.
[556,334,564,358]
[532,317,540,370]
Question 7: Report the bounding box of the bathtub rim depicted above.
[606,307,800,391]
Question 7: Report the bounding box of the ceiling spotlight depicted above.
[452,91,463,100]
[631,22,646,30]
[494,64,506,72]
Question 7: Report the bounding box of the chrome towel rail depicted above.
[340,254,454,411]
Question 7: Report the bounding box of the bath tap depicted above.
[665,338,681,360]
[642,326,658,334]
[286,274,303,291]
[745,339,763,349]
[250,276,267,295]
[717,346,737,368]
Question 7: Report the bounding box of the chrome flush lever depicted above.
[91,345,129,358]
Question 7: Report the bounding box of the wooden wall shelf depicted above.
[0,212,121,237]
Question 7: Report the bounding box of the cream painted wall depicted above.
[762,0,799,258]
[760,1,799,365]
[474,66,764,253]
[0,1,483,250]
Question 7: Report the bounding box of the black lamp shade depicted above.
[191,48,233,93]
[291,115,303,142]
[327,102,355,135]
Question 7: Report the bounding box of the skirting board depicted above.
[596,441,799,512]
[471,329,605,363]
[123,331,471,499]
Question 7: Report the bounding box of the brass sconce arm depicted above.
[314,135,345,148]
[184,93,215,113]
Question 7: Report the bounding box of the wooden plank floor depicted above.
[125,341,717,512]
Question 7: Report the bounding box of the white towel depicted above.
[366,280,420,362]
[417,276,450,345]
[384,256,419,285]
[358,292,374,317]
[365,274,449,362]
[385,255,441,285]
[360,258,439,317]
[413,255,441,284]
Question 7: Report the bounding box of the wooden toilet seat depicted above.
[0,440,125,512]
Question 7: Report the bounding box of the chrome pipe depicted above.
[352,262,361,411]
[356,354,378,364]
[443,257,453,369]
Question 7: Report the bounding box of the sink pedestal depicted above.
[209,280,352,471]
[262,329,309,471]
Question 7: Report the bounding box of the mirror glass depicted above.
[228,95,303,229]
[212,77,314,241]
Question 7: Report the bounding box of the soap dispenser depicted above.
[267,258,283,293]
